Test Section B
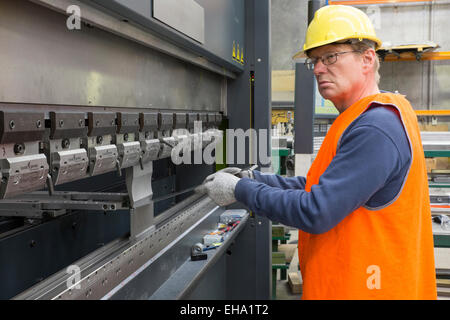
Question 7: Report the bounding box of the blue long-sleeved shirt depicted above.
[235,105,412,234]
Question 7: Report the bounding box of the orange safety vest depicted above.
[299,93,437,300]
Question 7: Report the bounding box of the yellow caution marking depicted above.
[232,41,236,60]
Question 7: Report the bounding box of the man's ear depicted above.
[361,49,376,74]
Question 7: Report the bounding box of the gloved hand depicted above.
[206,167,254,181]
[224,167,254,179]
[195,172,240,207]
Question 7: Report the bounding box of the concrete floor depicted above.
[273,227,450,300]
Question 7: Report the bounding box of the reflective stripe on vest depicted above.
[299,93,437,300]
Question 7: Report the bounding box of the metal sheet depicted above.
[0,0,223,110]
[88,0,244,73]
[153,0,205,44]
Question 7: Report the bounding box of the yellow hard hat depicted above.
[293,5,382,59]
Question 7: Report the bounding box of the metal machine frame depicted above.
[0,0,272,300]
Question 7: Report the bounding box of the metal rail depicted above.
[0,191,128,219]
[14,194,217,300]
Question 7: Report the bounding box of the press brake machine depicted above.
[0,0,271,300]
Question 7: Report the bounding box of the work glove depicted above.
[207,167,254,180]
[195,172,240,207]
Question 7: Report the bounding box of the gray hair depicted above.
[343,39,381,85]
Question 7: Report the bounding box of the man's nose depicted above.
[313,59,327,75]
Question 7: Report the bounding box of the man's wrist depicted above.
[239,169,254,179]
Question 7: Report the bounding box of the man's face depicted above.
[308,44,365,108]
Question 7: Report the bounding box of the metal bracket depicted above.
[0,191,128,219]
[141,138,160,163]
[158,136,176,159]
[0,111,48,199]
[86,112,118,177]
[47,112,89,186]
[0,153,49,199]
[126,161,154,238]
[50,148,89,185]
[117,141,141,169]
[89,144,118,176]
[0,111,45,144]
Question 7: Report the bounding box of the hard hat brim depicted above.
[292,50,307,60]
[292,36,383,60]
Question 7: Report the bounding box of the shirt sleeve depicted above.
[235,125,404,234]
[253,170,307,190]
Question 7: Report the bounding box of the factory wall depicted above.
[271,0,450,111]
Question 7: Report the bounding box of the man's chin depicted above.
[318,89,335,101]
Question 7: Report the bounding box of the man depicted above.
[196,5,436,299]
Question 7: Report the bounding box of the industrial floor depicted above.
[273,228,450,300]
